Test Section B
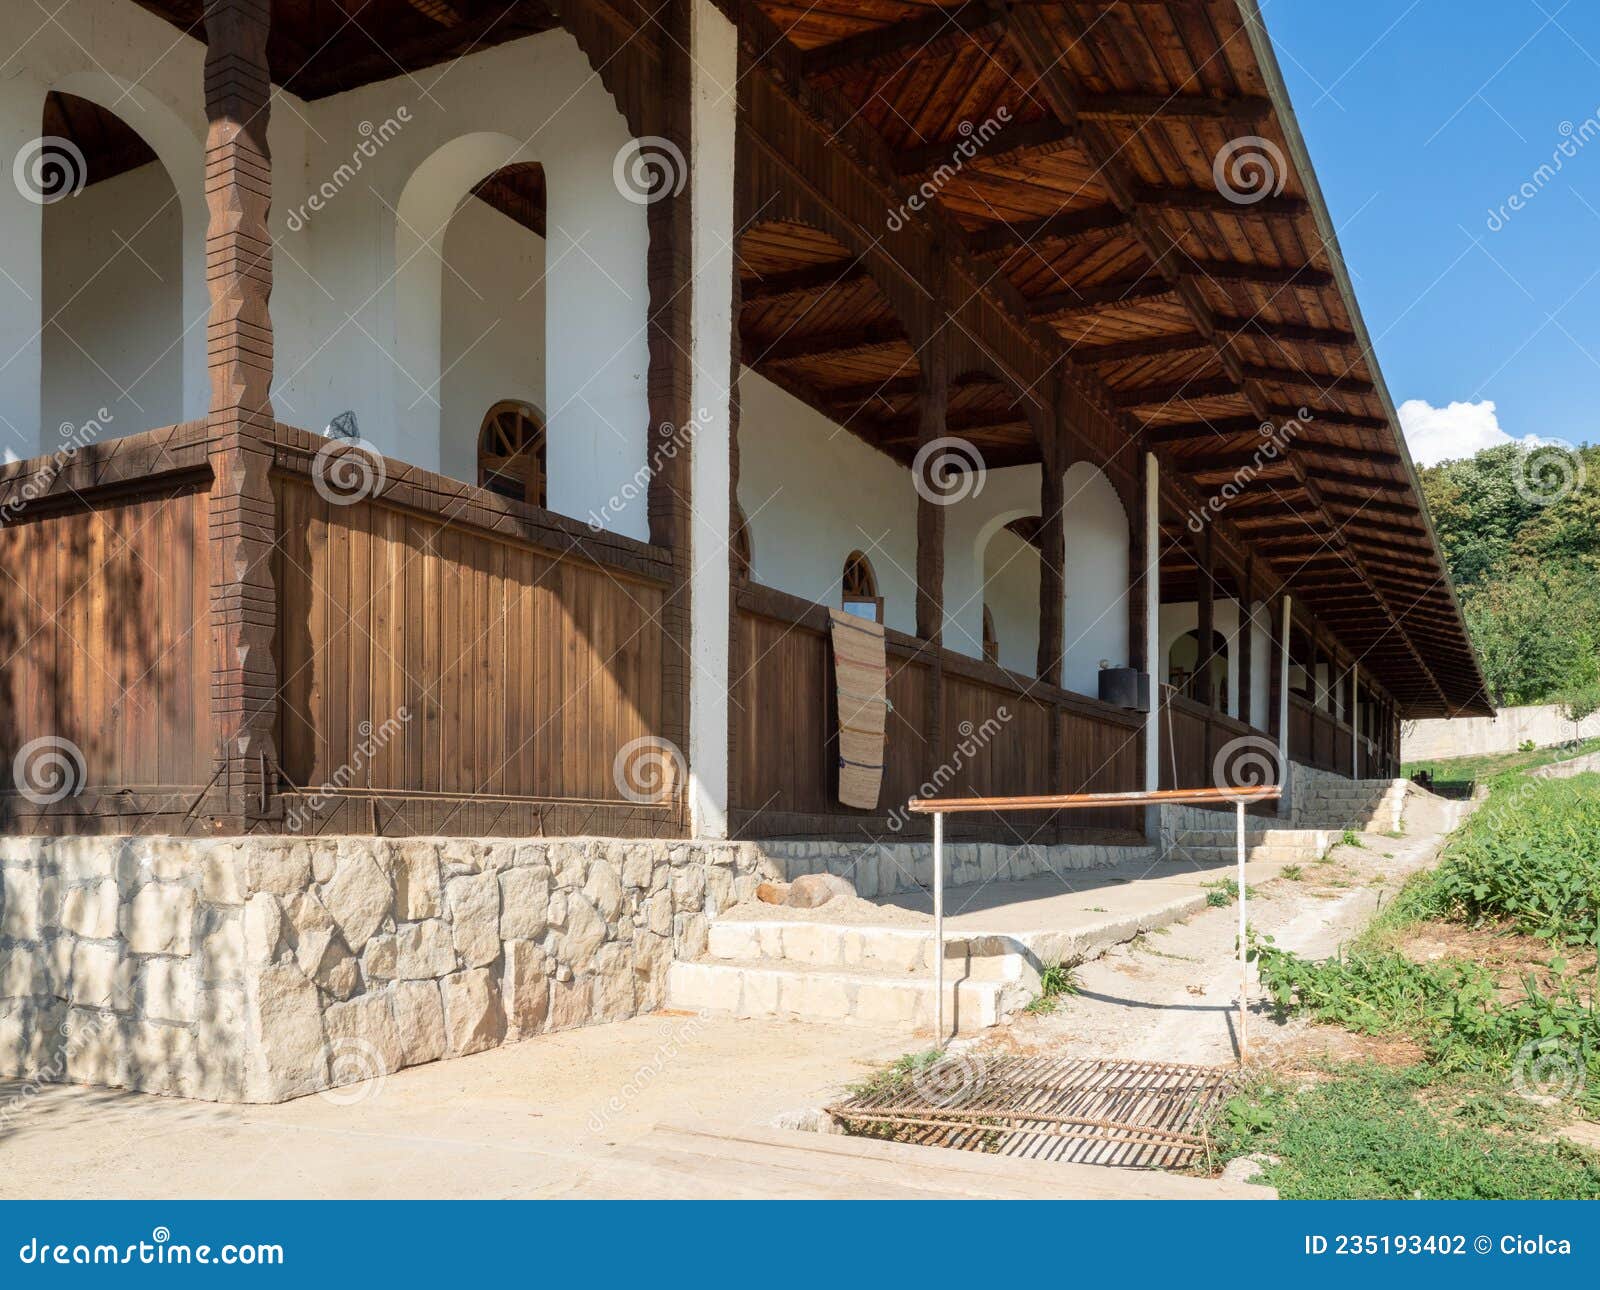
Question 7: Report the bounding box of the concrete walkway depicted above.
[0,1010,1265,1199]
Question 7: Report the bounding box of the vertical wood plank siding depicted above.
[273,476,671,821]
[0,480,214,827]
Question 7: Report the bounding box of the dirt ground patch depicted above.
[1393,920,1596,1003]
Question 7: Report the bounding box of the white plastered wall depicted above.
[1060,460,1130,696]
[5,7,649,539]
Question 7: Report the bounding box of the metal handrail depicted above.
[908,784,1282,1063]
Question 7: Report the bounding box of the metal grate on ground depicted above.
[825,1055,1235,1170]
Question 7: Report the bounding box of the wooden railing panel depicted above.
[275,477,667,811]
[0,479,214,821]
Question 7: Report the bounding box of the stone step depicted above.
[666,957,1016,1033]
[1171,829,1331,850]
[705,919,1024,981]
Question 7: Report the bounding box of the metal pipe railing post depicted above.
[933,809,945,1046]
[1236,798,1248,1065]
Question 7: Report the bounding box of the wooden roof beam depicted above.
[967,205,1127,254]
[1029,278,1179,319]
[1237,365,1375,397]
[802,3,1002,76]
[1218,317,1361,349]
[1079,92,1274,124]
[1137,186,1309,218]
[1116,376,1240,408]
[894,115,1077,175]
[1180,259,1335,289]
[1072,332,1213,364]
[741,258,867,304]
[749,321,908,364]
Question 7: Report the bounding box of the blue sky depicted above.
[1262,0,1600,463]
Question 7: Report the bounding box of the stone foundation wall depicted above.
[0,832,1144,1104]
[0,835,779,1104]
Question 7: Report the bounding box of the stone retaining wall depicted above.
[0,832,1144,1104]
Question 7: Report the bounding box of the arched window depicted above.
[982,606,999,664]
[731,502,752,581]
[477,400,547,506]
[841,550,882,623]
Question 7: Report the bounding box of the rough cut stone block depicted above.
[446,873,500,968]
[58,880,119,940]
[246,843,312,897]
[320,848,392,951]
[1,868,42,940]
[671,863,705,913]
[64,1007,127,1086]
[140,839,196,882]
[621,846,653,890]
[394,843,442,919]
[390,979,446,1067]
[0,945,50,1000]
[53,838,116,883]
[395,919,457,979]
[555,891,607,967]
[128,1020,197,1097]
[361,933,397,982]
[498,866,550,941]
[584,862,624,922]
[200,846,246,905]
[122,882,195,956]
[139,957,197,1025]
[240,894,281,968]
[440,968,504,1056]
[590,944,634,1023]
[68,941,133,1010]
[548,974,592,1030]
[323,992,404,1081]
[502,939,549,1036]
[245,962,327,1102]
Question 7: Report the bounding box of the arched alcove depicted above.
[1060,460,1131,696]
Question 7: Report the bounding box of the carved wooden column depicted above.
[1036,412,1065,687]
[915,313,950,795]
[204,0,277,826]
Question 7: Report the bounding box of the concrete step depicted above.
[706,919,1025,981]
[1163,845,1321,867]
[1171,828,1331,851]
[666,957,1016,1033]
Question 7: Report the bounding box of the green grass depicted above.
[1403,736,1600,797]
[1210,767,1600,1197]
[1281,864,1303,882]
[1340,828,1365,848]
[1212,1063,1600,1199]
[1023,961,1080,1015]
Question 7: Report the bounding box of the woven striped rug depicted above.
[829,607,888,809]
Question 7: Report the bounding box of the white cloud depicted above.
[1397,398,1553,467]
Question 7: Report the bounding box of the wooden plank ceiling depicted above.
[121,0,1488,717]
[743,0,1489,718]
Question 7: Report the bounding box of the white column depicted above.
[686,0,737,839]
[1143,451,1161,792]
[1277,596,1292,772]
[0,73,45,462]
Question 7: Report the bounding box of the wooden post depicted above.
[204,0,278,826]
[1037,419,1065,688]
[1194,525,1214,709]
[916,312,950,798]
[1237,557,1253,728]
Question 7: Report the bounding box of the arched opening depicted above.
[842,550,882,622]
[436,159,548,490]
[477,399,547,506]
[1060,461,1130,696]
[40,92,185,438]
[1170,628,1229,708]
[982,605,999,664]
